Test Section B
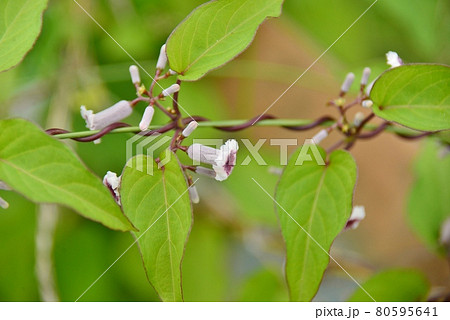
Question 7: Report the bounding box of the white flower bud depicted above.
[156,44,168,70]
[362,100,373,108]
[361,67,371,86]
[195,166,216,178]
[341,72,355,93]
[169,69,177,75]
[0,196,9,209]
[81,100,133,130]
[129,65,141,85]
[439,217,450,252]
[162,84,180,97]
[386,51,403,68]
[139,106,155,131]
[189,185,200,204]
[312,129,328,145]
[182,121,198,137]
[345,206,366,230]
[353,112,365,127]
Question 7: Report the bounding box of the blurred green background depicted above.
[0,0,449,301]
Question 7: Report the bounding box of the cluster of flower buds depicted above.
[344,205,366,230]
[0,181,11,209]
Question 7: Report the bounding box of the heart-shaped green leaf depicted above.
[348,269,429,302]
[166,0,284,81]
[371,64,450,132]
[0,118,135,231]
[120,152,192,301]
[275,146,357,301]
[408,140,450,254]
[0,0,48,72]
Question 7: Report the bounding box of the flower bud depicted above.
[386,51,403,68]
[341,72,355,94]
[361,67,371,86]
[162,84,180,97]
[365,81,375,96]
[312,129,328,145]
[156,44,168,70]
[182,121,198,137]
[129,65,141,85]
[0,181,11,191]
[362,100,373,108]
[189,185,200,204]
[139,106,155,131]
[0,197,8,209]
[169,69,177,75]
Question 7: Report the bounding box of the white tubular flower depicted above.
[386,51,403,68]
[187,139,239,181]
[103,171,121,205]
[188,144,220,165]
[312,129,328,145]
[341,72,355,93]
[362,100,373,108]
[439,217,450,252]
[195,166,217,179]
[213,139,239,181]
[139,106,155,131]
[162,84,180,97]
[80,100,132,130]
[189,186,200,204]
[129,65,141,85]
[345,206,366,230]
[182,121,198,137]
[361,67,371,86]
[353,112,365,127]
[156,44,168,70]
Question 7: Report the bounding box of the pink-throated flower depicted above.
[187,139,239,181]
[103,171,121,205]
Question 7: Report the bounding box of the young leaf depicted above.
[348,269,429,302]
[275,146,357,301]
[166,0,284,81]
[0,118,135,231]
[370,64,450,132]
[120,152,192,302]
[0,0,48,72]
[408,140,450,254]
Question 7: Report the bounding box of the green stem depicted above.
[51,118,424,140]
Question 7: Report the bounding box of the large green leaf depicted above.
[0,118,134,231]
[120,152,192,301]
[275,146,357,301]
[371,64,450,132]
[348,269,429,302]
[0,0,48,72]
[408,140,450,254]
[166,0,284,81]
